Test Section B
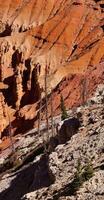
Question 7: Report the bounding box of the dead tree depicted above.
[81,76,87,105]
[38,92,42,135]
[41,63,50,153]
[50,88,54,137]
[45,64,49,136]
[7,113,15,154]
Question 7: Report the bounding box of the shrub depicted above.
[68,160,94,195]
[82,162,94,181]
[53,160,94,198]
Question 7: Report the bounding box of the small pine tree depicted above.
[82,162,94,181]
[60,94,68,120]
[68,159,94,195]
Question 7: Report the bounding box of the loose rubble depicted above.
[0,85,103,200]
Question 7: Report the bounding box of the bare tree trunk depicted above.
[50,88,54,137]
[82,76,87,105]
[45,64,49,136]
[8,114,15,154]
[42,64,50,153]
[38,93,42,135]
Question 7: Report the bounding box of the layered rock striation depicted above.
[0,0,104,137]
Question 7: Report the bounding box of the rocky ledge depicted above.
[0,84,104,200]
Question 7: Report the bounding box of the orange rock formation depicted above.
[0,0,104,137]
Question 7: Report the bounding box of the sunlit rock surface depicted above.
[0,0,104,137]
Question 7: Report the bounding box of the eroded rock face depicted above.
[0,93,7,137]
[0,85,104,200]
[0,0,104,136]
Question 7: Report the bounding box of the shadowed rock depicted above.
[58,117,81,144]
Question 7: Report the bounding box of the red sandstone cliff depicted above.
[0,0,104,137]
